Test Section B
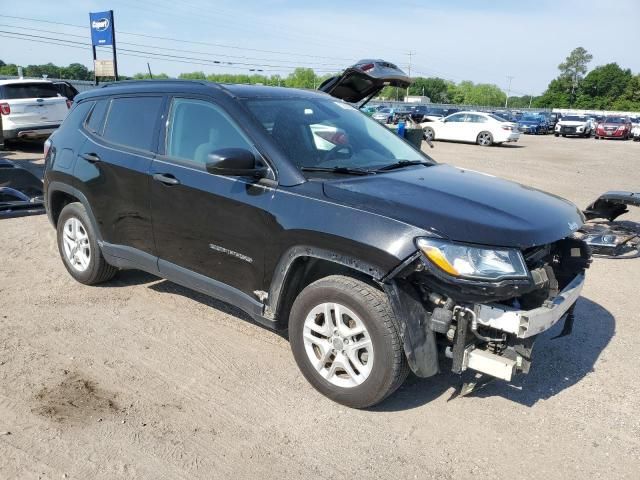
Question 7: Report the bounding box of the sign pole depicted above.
[92,44,98,86]
[110,10,119,81]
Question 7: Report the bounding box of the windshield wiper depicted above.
[300,166,373,176]
[375,160,432,172]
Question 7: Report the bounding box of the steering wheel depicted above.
[323,144,353,162]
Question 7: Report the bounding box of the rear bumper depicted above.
[2,125,59,140]
[499,131,520,142]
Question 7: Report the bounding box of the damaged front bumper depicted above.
[475,273,584,339]
[384,238,590,385]
[455,273,584,381]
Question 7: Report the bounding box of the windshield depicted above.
[243,98,429,171]
[604,117,626,124]
[521,114,543,121]
[562,115,587,122]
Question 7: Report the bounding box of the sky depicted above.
[1,0,639,95]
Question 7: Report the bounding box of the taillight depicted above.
[66,99,73,109]
[502,125,513,131]
[44,139,52,160]
[0,102,10,115]
[359,63,375,72]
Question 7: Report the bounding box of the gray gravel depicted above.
[1,135,639,479]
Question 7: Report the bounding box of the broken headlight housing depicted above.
[416,238,528,281]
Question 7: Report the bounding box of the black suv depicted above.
[44,65,590,408]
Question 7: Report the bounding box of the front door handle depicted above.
[153,173,180,186]
[80,152,101,163]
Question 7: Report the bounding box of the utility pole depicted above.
[406,51,415,99]
[504,75,514,108]
[147,63,153,79]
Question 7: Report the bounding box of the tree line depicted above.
[2,49,638,111]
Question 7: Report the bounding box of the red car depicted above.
[594,116,632,140]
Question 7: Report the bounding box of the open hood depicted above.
[318,59,412,104]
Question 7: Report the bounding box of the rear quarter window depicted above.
[102,96,164,151]
[1,83,61,99]
[85,99,110,135]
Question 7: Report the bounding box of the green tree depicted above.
[575,63,632,109]
[558,47,593,105]
[61,63,92,80]
[284,68,317,89]
[0,62,19,76]
[408,77,451,102]
[179,71,207,80]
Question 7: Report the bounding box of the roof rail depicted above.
[99,79,210,88]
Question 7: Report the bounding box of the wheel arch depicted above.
[266,246,387,329]
[47,182,103,242]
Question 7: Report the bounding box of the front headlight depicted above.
[416,238,528,280]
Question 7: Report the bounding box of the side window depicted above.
[102,96,163,151]
[446,114,466,123]
[166,98,253,165]
[467,114,487,123]
[60,100,94,129]
[85,99,109,135]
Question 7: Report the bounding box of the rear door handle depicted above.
[153,173,180,186]
[80,152,101,163]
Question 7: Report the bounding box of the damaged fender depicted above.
[383,278,439,377]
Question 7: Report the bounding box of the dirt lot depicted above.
[1,135,639,479]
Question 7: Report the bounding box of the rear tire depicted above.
[288,275,409,408]
[476,131,493,146]
[56,202,117,285]
[554,133,559,137]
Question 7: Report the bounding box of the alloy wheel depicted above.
[477,132,492,146]
[302,302,374,388]
[61,217,91,272]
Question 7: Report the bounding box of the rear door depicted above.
[76,95,164,263]
[464,113,489,142]
[150,95,276,298]
[0,82,69,126]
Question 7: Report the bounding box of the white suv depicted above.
[0,79,70,142]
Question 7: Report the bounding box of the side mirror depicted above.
[206,148,267,178]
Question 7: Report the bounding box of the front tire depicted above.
[423,126,435,142]
[289,275,408,408]
[56,202,117,285]
[476,131,493,146]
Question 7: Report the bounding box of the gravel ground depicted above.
[1,135,639,479]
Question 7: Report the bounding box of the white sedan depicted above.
[420,111,520,146]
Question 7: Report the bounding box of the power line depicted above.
[0,30,340,73]
[2,15,355,61]
[0,30,339,73]
[0,23,346,68]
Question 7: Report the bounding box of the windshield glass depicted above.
[604,117,625,124]
[562,115,587,122]
[521,114,543,121]
[243,98,429,171]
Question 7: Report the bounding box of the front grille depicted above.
[561,126,576,134]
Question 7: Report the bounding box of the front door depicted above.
[150,96,276,298]
[438,113,467,140]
